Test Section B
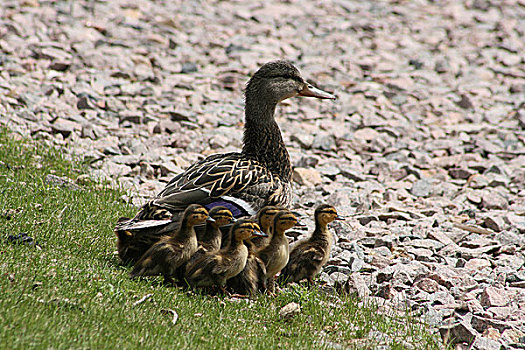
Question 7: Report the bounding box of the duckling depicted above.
[257,210,297,291]
[250,206,280,249]
[226,237,268,297]
[279,204,344,285]
[186,206,234,267]
[185,220,265,291]
[129,204,208,284]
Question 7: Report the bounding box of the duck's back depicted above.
[140,152,290,221]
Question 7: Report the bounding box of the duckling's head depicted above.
[208,206,234,227]
[272,210,298,234]
[314,204,344,226]
[183,204,209,226]
[230,219,264,242]
[245,61,336,106]
[256,206,280,233]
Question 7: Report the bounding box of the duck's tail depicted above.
[115,218,180,264]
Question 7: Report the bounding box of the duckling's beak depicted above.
[335,215,346,221]
[294,220,307,227]
[230,217,237,222]
[252,230,268,237]
[206,217,216,223]
[299,83,336,100]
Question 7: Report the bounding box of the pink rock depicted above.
[414,278,440,293]
[480,287,508,308]
[464,258,492,270]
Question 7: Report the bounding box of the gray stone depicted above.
[471,337,502,350]
[410,179,434,197]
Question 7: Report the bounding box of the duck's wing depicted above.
[150,152,280,218]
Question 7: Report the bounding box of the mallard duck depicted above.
[184,219,265,291]
[115,61,335,235]
[250,206,280,249]
[129,204,208,284]
[226,236,268,297]
[279,204,344,285]
[257,210,297,291]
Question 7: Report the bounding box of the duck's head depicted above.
[231,219,266,241]
[314,204,345,226]
[183,204,209,225]
[207,206,234,227]
[245,61,336,105]
[256,206,280,233]
[272,210,299,233]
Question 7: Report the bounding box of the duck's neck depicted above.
[242,100,292,181]
[201,223,221,250]
[176,217,196,240]
[227,237,244,253]
[312,219,330,241]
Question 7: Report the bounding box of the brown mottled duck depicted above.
[115,61,335,241]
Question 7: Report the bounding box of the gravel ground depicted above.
[1,0,524,348]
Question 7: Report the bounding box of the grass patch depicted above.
[0,128,443,349]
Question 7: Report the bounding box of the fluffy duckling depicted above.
[185,220,265,291]
[257,210,297,291]
[129,204,208,284]
[250,206,280,249]
[279,204,344,285]
[186,206,234,267]
[226,237,267,297]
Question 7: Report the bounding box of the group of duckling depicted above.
[119,204,343,297]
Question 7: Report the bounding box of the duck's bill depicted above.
[294,220,307,227]
[299,83,336,100]
[252,230,268,237]
[206,217,216,223]
[230,217,237,222]
[335,215,346,221]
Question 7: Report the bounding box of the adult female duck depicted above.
[116,61,335,237]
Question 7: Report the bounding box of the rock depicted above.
[45,174,82,191]
[293,168,323,186]
[344,273,370,298]
[51,118,81,138]
[439,318,478,345]
[279,302,301,320]
[414,278,440,293]
[77,95,96,110]
[471,336,502,350]
[312,134,335,151]
[483,216,506,232]
[480,287,508,307]
[487,306,513,320]
[410,179,434,197]
[354,127,379,142]
[329,272,349,288]
[456,94,474,109]
[449,167,475,180]
[464,258,491,270]
[501,329,525,344]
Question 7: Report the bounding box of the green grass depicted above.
[0,128,443,349]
